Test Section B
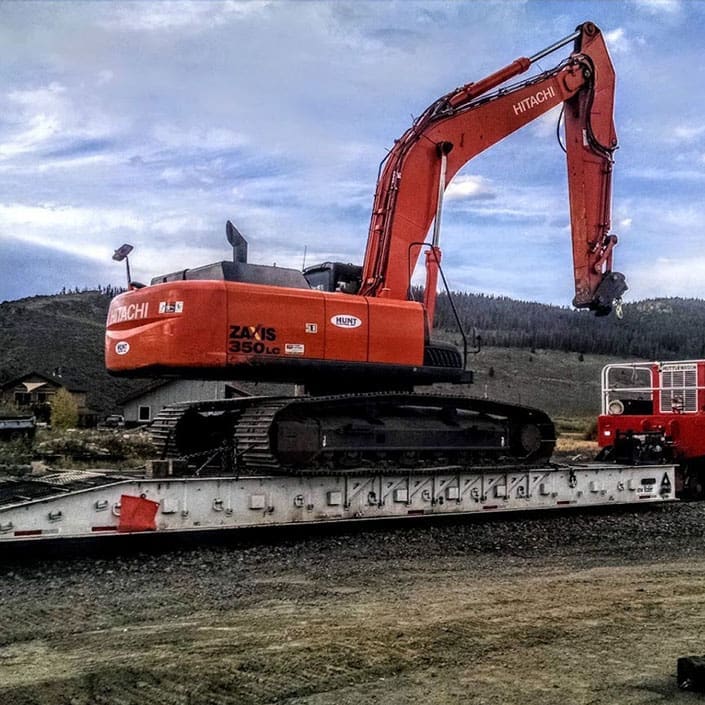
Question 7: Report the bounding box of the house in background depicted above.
[119,379,291,426]
[0,371,99,427]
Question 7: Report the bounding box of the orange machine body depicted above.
[106,280,426,383]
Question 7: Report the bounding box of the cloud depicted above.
[96,70,114,87]
[151,124,249,152]
[625,166,705,182]
[7,82,66,108]
[445,175,496,201]
[0,113,60,159]
[0,80,123,170]
[0,1,702,307]
[159,167,187,185]
[525,104,563,139]
[632,0,682,14]
[661,206,705,231]
[604,28,631,54]
[629,256,705,300]
[432,249,577,306]
[0,202,143,233]
[0,202,146,264]
[103,0,271,33]
[151,214,209,235]
[672,124,705,142]
[444,180,564,228]
[0,240,116,302]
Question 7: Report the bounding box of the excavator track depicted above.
[235,399,291,471]
[150,393,556,476]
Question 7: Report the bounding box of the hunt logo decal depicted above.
[330,314,362,329]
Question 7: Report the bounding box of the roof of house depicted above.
[117,379,171,404]
[0,370,87,394]
[118,379,293,405]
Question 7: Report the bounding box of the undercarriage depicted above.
[150,393,557,475]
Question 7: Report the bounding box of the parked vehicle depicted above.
[98,415,126,429]
[0,414,36,442]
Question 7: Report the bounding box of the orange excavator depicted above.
[106,22,625,473]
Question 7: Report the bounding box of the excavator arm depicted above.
[360,22,626,318]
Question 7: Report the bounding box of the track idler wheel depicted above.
[515,423,545,458]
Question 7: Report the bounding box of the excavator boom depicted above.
[361,22,625,317]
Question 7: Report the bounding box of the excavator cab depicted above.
[303,262,362,294]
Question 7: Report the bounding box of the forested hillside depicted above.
[1,289,704,418]
[0,288,141,416]
[434,294,705,360]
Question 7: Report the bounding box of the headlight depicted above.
[608,399,625,415]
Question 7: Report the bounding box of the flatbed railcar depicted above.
[0,462,674,544]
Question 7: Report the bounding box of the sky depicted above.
[0,0,704,307]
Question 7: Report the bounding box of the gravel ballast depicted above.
[1,500,705,704]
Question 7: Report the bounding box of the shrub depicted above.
[51,388,79,429]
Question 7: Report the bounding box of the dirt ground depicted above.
[2,503,705,705]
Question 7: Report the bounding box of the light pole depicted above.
[112,243,134,287]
